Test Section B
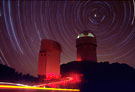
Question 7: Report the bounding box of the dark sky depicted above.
[0,0,135,77]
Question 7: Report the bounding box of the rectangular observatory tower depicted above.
[38,39,62,80]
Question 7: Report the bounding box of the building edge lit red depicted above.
[38,39,62,81]
[76,31,97,62]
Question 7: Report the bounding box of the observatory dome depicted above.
[77,31,95,38]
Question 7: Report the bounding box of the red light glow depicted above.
[46,73,60,80]
[37,74,82,88]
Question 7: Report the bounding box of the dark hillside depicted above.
[61,61,135,92]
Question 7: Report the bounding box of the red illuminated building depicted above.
[38,39,62,80]
[76,31,97,62]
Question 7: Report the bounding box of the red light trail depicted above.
[37,75,81,88]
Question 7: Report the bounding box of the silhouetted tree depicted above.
[0,64,38,85]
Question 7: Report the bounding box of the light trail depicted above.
[36,77,74,87]
[0,75,81,91]
[132,0,135,25]
[0,85,79,91]
[0,82,29,87]
[36,75,81,88]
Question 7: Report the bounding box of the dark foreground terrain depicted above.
[61,61,135,92]
[0,61,135,92]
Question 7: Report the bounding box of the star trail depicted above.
[0,0,135,76]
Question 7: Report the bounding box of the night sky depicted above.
[0,0,135,77]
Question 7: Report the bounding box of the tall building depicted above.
[76,31,97,62]
[38,39,62,80]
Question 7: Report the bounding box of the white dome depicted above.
[77,32,95,38]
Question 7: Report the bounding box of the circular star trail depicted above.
[0,0,135,76]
